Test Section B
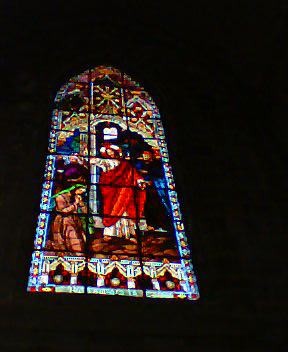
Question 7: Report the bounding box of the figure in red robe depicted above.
[90,144,148,241]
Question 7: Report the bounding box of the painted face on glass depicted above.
[106,148,116,158]
[100,145,122,159]
[143,151,152,161]
[75,187,86,195]
[69,156,78,164]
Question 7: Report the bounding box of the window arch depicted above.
[27,66,199,300]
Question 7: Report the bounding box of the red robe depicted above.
[99,160,146,227]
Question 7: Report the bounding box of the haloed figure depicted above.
[90,144,150,242]
[50,184,87,253]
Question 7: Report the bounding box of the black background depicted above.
[1,1,287,351]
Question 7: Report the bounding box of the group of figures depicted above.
[46,133,174,257]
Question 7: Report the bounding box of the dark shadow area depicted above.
[1,1,287,351]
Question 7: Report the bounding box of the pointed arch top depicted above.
[54,66,162,143]
[55,66,159,117]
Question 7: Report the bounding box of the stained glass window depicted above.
[27,66,199,300]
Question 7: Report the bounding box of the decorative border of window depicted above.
[28,253,198,299]
[28,251,86,294]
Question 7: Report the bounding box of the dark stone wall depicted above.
[1,2,286,351]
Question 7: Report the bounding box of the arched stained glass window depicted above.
[27,66,199,300]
